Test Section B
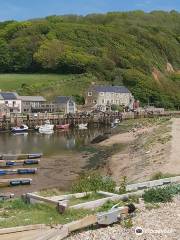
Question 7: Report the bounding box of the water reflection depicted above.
[0,127,110,156]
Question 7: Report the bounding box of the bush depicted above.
[143,187,173,203]
[71,172,116,193]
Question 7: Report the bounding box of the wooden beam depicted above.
[65,215,97,232]
[26,193,58,206]
[0,224,47,235]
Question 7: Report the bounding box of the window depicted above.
[5,101,8,105]
[13,101,16,107]
[111,92,114,95]
[102,99,105,104]
[93,100,97,104]
[111,100,114,104]
[88,92,92,96]
[100,92,104,96]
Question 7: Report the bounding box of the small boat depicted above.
[0,153,42,160]
[0,168,37,175]
[11,124,28,133]
[0,159,40,167]
[39,120,54,134]
[78,123,88,130]
[0,178,32,187]
[56,124,70,130]
[114,119,120,124]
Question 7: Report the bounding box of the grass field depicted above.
[0,73,99,99]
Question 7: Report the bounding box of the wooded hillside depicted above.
[0,11,180,107]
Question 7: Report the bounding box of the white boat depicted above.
[114,119,120,124]
[11,124,29,133]
[39,120,54,134]
[78,123,88,130]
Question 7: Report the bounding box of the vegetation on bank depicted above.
[143,184,180,203]
[0,11,180,107]
[0,198,92,228]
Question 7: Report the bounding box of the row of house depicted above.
[0,85,135,116]
[0,92,77,116]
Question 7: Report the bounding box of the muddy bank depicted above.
[0,151,88,196]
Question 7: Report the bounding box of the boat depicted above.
[0,153,42,160]
[0,159,40,167]
[39,120,54,134]
[0,178,32,187]
[0,168,37,175]
[78,123,88,130]
[56,124,70,130]
[114,118,121,124]
[11,124,28,133]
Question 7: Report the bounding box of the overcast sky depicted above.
[0,0,179,21]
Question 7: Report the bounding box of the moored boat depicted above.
[56,124,70,130]
[11,124,29,133]
[0,168,37,175]
[78,123,88,130]
[0,159,40,167]
[39,120,54,134]
[0,178,32,187]
[0,153,42,160]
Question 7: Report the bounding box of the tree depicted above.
[34,39,66,70]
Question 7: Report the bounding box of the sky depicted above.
[0,0,180,21]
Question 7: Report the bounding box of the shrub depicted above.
[71,172,116,193]
[143,187,172,203]
[118,176,127,194]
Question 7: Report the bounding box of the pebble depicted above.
[66,197,180,240]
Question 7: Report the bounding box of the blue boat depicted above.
[11,124,29,133]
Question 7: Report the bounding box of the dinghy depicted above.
[0,153,42,160]
[0,178,32,187]
[11,124,28,133]
[78,123,88,130]
[39,120,54,134]
[0,168,37,175]
[56,124,70,130]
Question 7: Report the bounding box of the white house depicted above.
[54,96,76,114]
[0,92,22,113]
[85,85,134,111]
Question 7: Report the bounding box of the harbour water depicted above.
[0,127,111,156]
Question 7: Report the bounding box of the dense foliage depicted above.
[143,184,180,203]
[0,11,180,107]
[71,172,116,193]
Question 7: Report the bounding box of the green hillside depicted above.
[0,11,180,107]
[0,73,98,99]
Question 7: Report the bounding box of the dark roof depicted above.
[20,96,46,102]
[90,86,130,94]
[55,96,74,104]
[0,92,18,100]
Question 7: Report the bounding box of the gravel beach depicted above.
[66,196,180,240]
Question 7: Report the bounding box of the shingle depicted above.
[90,85,130,94]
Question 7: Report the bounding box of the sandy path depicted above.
[161,118,180,174]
